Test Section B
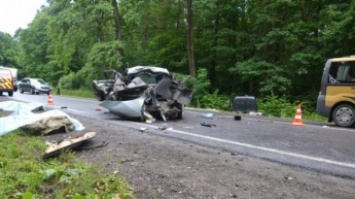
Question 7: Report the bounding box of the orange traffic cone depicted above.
[292,104,304,126]
[47,91,54,105]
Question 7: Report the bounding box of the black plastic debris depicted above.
[234,115,241,121]
[200,121,216,127]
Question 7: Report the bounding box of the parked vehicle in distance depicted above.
[0,66,17,91]
[317,56,355,127]
[18,78,52,95]
[0,68,14,96]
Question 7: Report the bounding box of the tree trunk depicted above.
[210,0,220,87]
[111,0,125,59]
[112,0,121,40]
[186,0,196,77]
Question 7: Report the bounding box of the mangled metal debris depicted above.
[100,96,145,118]
[0,101,84,136]
[92,66,193,121]
[44,132,96,158]
[22,112,76,135]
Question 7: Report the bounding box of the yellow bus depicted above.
[317,56,355,127]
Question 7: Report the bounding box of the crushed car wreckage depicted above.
[92,66,193,121]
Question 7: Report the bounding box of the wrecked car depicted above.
[92,66,193,121]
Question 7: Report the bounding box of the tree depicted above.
[0,32,19,68]
[186,0,196,77]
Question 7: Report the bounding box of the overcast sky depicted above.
[0,0,48,36]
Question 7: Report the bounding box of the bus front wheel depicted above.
[332,104,355,127]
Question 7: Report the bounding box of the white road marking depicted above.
[134,122,355,169]
[248,118,355,132]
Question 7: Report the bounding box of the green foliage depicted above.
[85,41,124,79]
[258,94,297,118]
[200,89,230,111]
[0,132,135,199]
[2,0,353,117]
[59,72,81,89]
[0,32,19,68]
[59,88,96,99]
[176,68,210,107]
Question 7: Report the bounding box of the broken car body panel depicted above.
[99,96,145,118]
[92,66,193,120]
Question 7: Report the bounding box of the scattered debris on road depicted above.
[44,132,97,158]
[139,127,147,132]
[234,115,241,121]
[201,112,214,119]
[200,121,217,127]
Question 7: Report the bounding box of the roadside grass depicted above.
[0,131,135,199]
[58,88,96,99]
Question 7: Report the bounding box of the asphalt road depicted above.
[4,92,355,179]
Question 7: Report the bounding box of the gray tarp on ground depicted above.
[0,101,84,136]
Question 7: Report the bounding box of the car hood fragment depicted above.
[99,96,145,118]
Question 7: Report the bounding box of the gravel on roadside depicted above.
[51,115,355,199]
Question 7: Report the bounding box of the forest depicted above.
[0,0,355,115]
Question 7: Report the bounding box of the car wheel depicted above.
[20,87,24,93]
[31,87,35,95]
[177,103,184,119]
[332,104,355,127]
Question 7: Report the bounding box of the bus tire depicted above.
[332,104,355,127]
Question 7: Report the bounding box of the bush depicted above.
[258,94,296,118]
[59,72,82,90]
[175,68,210,108]
[200,89,230,111]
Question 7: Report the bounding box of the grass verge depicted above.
[58,89,96,99]
[0,131,135,199]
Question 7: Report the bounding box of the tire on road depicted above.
[332,104,355,127]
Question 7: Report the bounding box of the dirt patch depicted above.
[53,116,355,199]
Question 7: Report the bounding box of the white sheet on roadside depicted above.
[0,100,46,112]
[0,101,84,136]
